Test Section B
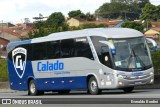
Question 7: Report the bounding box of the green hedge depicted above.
[151,49,160,75]
[0,59,8,81]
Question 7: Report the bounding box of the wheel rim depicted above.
[90,80,97,92]
[30,83,36,94]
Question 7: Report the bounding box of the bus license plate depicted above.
[135,81,142,85]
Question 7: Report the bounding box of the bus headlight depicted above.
[117,74,127,79]
[150,79,154,83]
[150,72,153,75]
[118,82,123,85]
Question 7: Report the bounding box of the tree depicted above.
[85,12,96,21]
[138,0,150,8]
[28,12,69,39]
[141,3,159,21]
[24,18,30,23]
[96,1,150,20]
[121,21,144,32]
[46,12,65,27]
[96,2,130,19]
[68,10,86,19]
[80,23,108,29]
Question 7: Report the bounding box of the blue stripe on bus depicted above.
[8,58,87,91]
[35,76,87,90]
[8,60,87,91]
[8,40,31,47]
[10,76,87,91]
[8,60,34,91]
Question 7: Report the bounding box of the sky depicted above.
[0,0,160,24]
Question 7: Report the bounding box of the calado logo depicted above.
[37,60,64,72]
[12,47,27,78]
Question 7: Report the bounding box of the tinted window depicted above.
[8,48,13,61]
[74,38,93,60]
[47,40,60,59]
[61,39,75,58]
[91,36,112,68]
[8,44,32,61]
[21,44,32,61]
[32,42,47,60]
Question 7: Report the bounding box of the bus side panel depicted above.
[63,76,87,89]
[31,58,101,91]
[34,76,87,90]
[8,60,34,91]
[35,78,56,90]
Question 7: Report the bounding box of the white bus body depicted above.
[7,28,157,95]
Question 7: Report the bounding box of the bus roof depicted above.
[8,28,143,47]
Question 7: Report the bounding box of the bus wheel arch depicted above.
[27,77,34,95]
[87,74,101,95]
[28,78,44,96]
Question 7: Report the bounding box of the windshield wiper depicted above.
[127,48,145,69]
[132,48,145,67]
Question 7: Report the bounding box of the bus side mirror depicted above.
[99,41,116,55]
[146,38,158,52]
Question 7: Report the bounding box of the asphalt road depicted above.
[0,89,160,98]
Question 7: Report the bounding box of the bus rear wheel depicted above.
[88,77,101,95]
[28,80,43,96]
[122,87,134,93]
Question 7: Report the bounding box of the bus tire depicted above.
[88,76,101,95]
[28,80,40,96]
[123,87,134,93]
[58,90,70,94]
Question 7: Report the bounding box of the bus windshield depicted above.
[112,37,152,71]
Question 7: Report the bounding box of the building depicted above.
[151,22,160,28]
[144,28,160,39]
[0,22,15,29]
[0,37,10,58]
[67,18,82,27]
[16,23,35,29]
[67,18,121,27]
[0,29,20,42]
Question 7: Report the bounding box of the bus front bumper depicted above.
[116,75,154,88]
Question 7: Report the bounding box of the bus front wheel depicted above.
[28,80,43,96]
[88,76,101,95]
[122,87,134,93]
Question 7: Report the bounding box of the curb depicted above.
[0,89,17,93]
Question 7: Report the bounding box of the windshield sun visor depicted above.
[99,41,116,55]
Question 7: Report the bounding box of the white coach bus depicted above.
[7,28,157,95]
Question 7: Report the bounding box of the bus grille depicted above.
[124,74,150,80]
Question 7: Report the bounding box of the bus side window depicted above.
[32,42,47,60]
[61,39,75,58]
[8,47,14,61]
[47,40,60,59]
[21,44,32,61]
[74,38,94,60]
[8,44,33,61]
